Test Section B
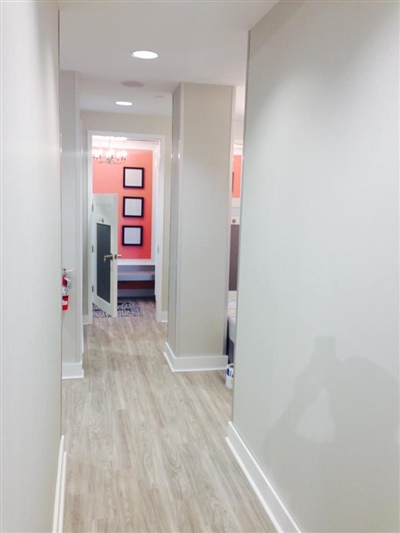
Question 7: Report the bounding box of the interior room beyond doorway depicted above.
[89,133,164,322]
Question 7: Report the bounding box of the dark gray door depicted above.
[229,224,240,291]
[97,223,111,303]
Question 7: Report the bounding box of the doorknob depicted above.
[114,254,122,260]
[103,254,113,263]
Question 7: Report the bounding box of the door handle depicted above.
[114,254,122,260]
[103,254,113,263]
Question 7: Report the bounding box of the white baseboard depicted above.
[82,313,91,325]
[155,309,168,323]
[62,362,84,380]
[164,342,228,372]
[226,422,301,533]
[53,435,67,533]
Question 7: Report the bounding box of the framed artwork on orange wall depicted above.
[123,196,144,218]
[122,225,143,246]
[123,167,144,188]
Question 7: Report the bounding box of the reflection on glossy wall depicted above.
[233,1,399,531]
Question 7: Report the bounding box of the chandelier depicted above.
[92,137,127,164]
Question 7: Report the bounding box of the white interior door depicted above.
[93,194,118,317]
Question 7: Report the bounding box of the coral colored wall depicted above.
[232,154,242,198]
[93,149,153,260]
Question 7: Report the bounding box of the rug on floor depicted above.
[92,301,142,318]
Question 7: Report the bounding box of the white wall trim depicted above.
[83,313,91,325]
[156,306,168,323]
[164,342,228,372]
[226,422,301,533]
[82,324,84,356]
[53,436,67,533]
[232,198,241,208]
[118,259,155,266]
[62,362,84,380]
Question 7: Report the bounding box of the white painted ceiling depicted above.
[59,1,278,120]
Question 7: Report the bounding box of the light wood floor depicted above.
[62,299,275,533]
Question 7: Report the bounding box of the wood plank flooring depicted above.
[62,299,275,533]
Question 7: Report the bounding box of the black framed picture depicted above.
[123,196,144,218]
[122,225,143,246]
[123,167,144,188]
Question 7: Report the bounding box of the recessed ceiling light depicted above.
[131,50,158,60]
[115,101,133,106]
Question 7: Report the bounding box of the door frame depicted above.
[86,129,166,323]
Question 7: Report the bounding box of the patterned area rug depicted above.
[93,301,142,318]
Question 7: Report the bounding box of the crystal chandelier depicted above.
[92,137,127,164]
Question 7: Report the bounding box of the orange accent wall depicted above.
[232,155,242,198]
[93,150,153,260]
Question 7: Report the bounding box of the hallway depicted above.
[62,301,275,532]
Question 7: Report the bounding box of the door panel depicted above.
[93,194,118,317]
[97,223,111,303]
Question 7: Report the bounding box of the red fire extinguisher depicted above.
[62,292,69,311]
[62,269,72,311]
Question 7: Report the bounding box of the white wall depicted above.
[80,111,172,319]
[1,2,62,531]
[167,83,234,369]
[60,71,84,378]
[232,2,399,531]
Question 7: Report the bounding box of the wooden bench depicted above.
[118,265,155,297]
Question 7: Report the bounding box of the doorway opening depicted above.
[227,143,243,366]
[87,131,166,323]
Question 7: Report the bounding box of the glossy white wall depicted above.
[60,71,84,378]
[166,83,234,370]
[231,2,399,531]
[1,2,62,530]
